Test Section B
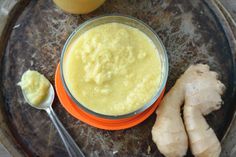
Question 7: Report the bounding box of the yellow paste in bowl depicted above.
[64,23,162,115]
[18,70,50,106]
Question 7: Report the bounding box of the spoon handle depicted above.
[45,107,85,157]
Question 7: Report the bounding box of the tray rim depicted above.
[0,0,30,156]
[0,0,236,156]
[204,0,236,142]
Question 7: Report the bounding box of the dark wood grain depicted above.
[1,0,235,156]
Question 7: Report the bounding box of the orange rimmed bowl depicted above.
[56,15,168,130]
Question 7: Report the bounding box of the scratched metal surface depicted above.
[0,0,235,156]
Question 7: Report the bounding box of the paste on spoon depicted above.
[18,70,50,106]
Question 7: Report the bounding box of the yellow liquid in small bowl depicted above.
[53,0,105,14]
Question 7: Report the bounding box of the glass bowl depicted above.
[60,15,168,119]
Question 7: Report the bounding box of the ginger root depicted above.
[152,64,225,157]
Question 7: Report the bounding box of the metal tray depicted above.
[0,0,235,156]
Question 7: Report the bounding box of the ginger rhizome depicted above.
[152,64,225,157]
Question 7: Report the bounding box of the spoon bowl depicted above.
[22,84,55,110]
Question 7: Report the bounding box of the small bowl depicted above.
[60,15,168,119]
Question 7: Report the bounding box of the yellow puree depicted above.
[64,23,162,115]
[18,70,50,106]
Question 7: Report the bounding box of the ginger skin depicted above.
[183,64,225,157]
[151,71,188,157]
[152,64,225,157]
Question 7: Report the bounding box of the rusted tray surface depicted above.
[1,0,236,156]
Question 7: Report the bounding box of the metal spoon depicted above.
[22,84,85,157]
